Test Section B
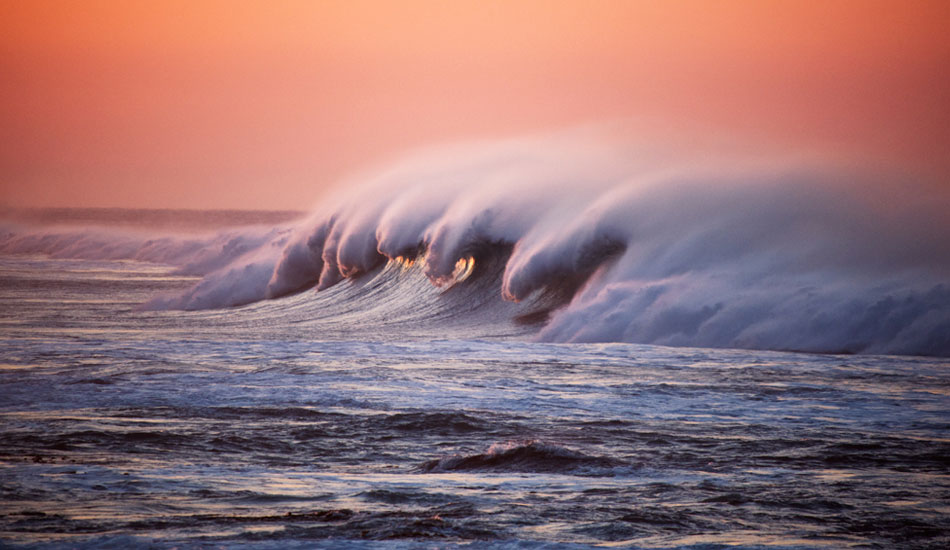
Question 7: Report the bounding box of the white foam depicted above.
[4,132,948,355]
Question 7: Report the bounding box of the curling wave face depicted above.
[3,135,949,356]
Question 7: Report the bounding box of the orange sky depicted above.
[1,0,948,209]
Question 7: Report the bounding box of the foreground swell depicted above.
[419,440,622,474]
[2,336,949,549]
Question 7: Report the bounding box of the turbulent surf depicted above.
[3,135,948,356]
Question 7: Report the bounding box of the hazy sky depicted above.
[1,0,948,209]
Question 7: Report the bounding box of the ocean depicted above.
[1,142,949,549]
[0,206,947,550]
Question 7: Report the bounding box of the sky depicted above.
[1,0,948,210]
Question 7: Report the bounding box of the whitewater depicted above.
[1,135,949,548]
[4,135,948,355]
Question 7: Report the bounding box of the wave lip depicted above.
[4,134,950,356]
[419,440,621,474]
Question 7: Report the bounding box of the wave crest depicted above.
[3,134,949,355]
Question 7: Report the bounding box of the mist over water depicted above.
[2,134,949,356]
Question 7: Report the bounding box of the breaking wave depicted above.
[2,133,949,356]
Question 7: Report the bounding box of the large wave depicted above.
[3,133,949,356]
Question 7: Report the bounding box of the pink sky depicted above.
[1,0,948,209]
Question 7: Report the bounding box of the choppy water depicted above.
[1,245,949,549]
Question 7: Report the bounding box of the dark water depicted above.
[0,211,948,549]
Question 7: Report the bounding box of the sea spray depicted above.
[3,135,948,355]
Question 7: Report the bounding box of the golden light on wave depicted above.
[452,256,475,283]
[393,255,417,269]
